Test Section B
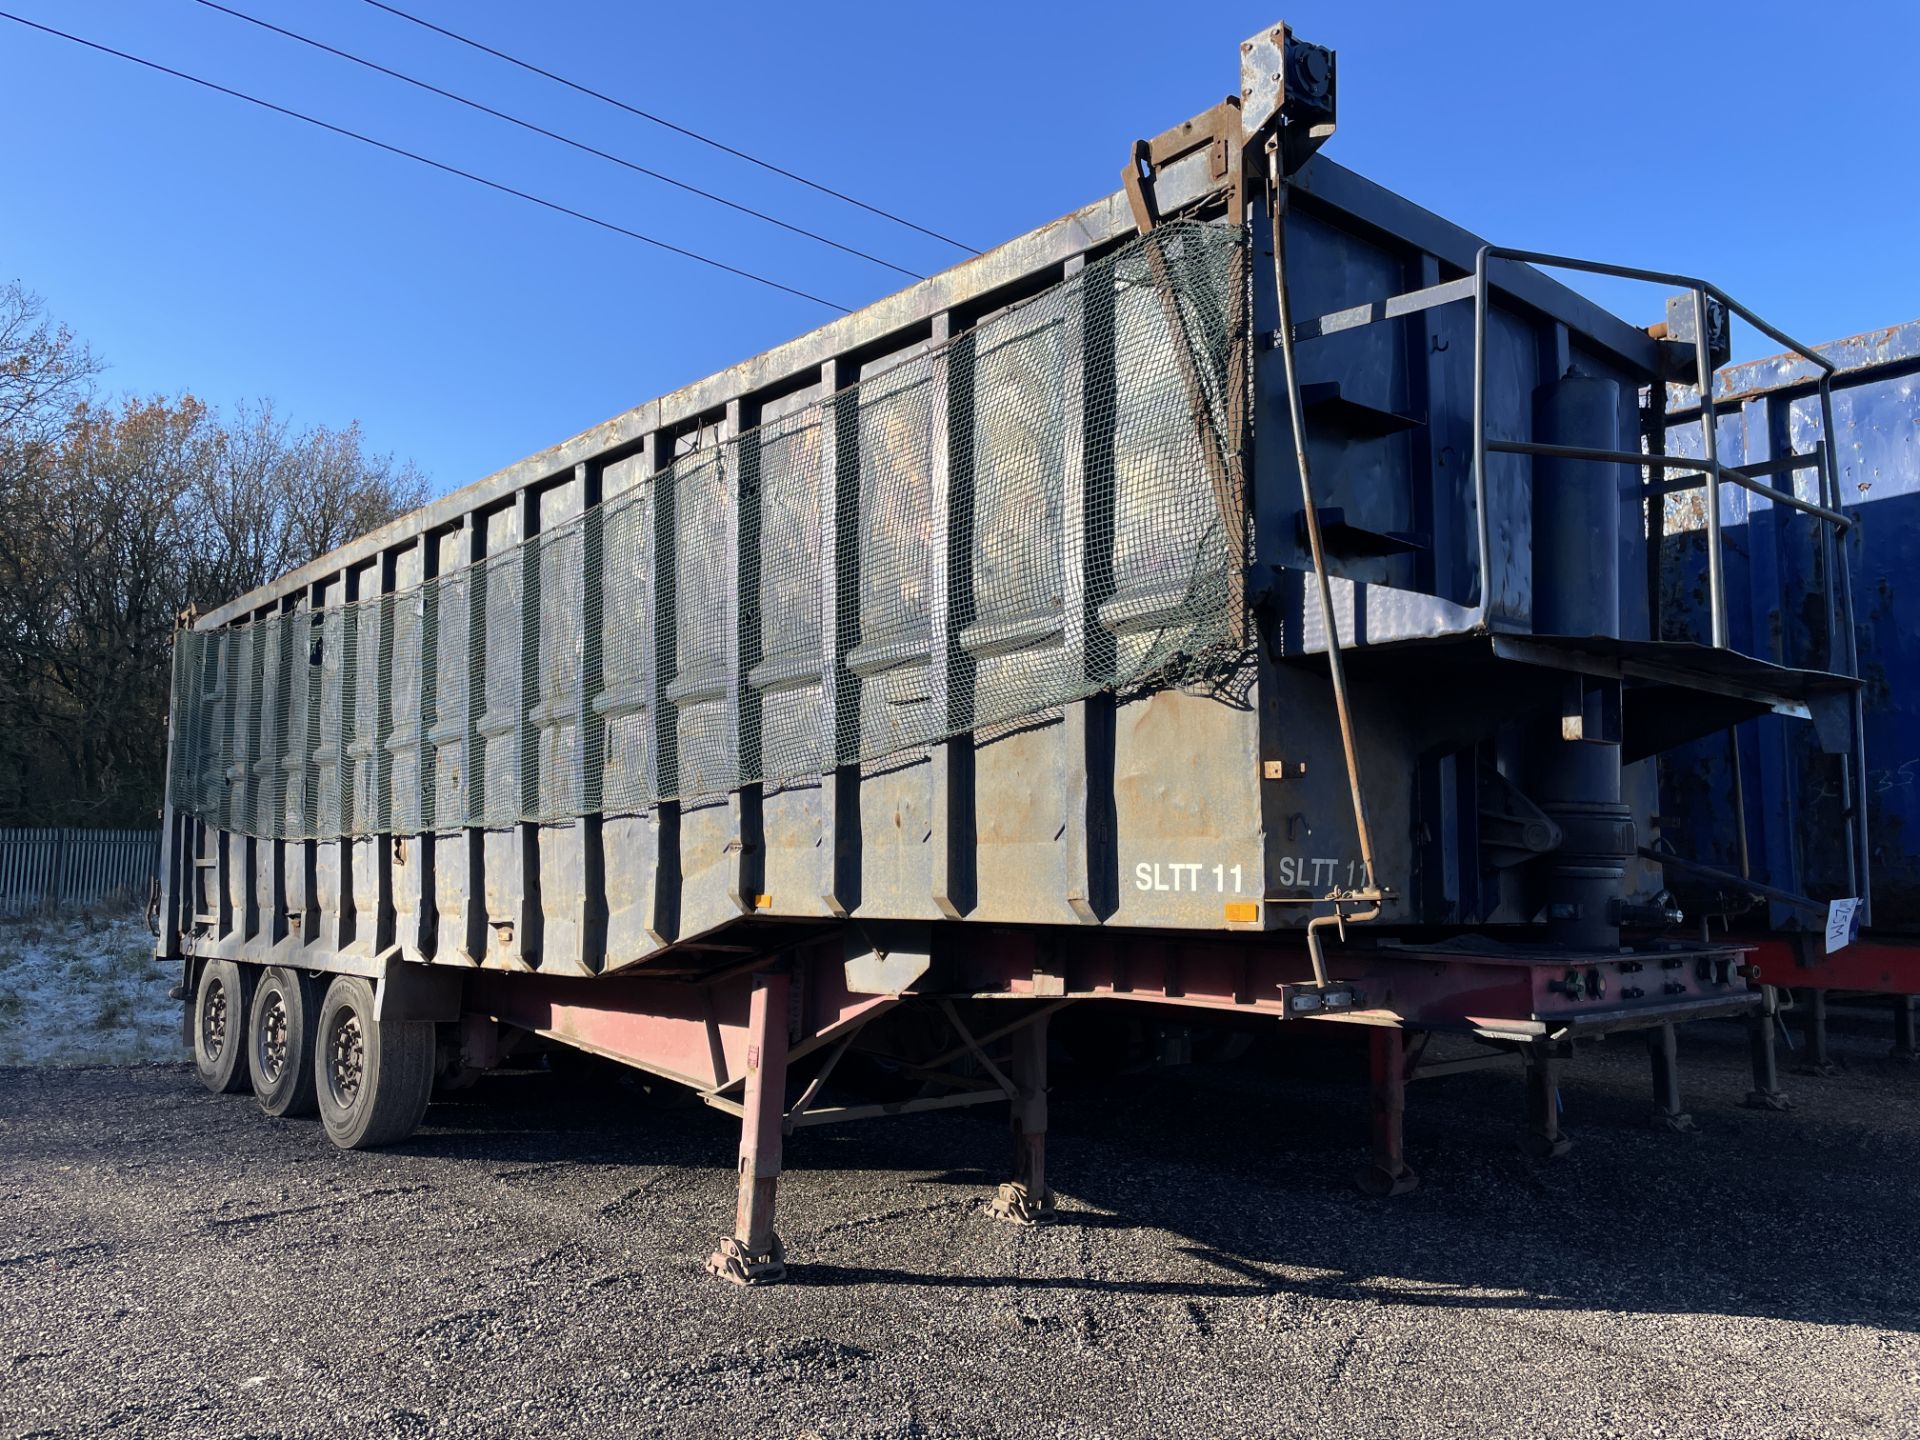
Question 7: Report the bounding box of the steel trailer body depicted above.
[156,21,1858,1279]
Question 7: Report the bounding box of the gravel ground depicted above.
[1,1006,1917,1440]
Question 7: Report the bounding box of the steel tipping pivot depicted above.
[1355,1027,1418,1196]
[1523,1040,1572,1159]
[987,1009,1055,1225]
[1645,1022,1695,1134]
[1746,986,1792,1110]
[706,970,791,1285]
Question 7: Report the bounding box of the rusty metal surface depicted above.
[931,927,1755,1038]
[1659,318,1920,933]
[189,171,1660,633]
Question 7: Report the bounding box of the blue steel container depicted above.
[1660,322,1920,934]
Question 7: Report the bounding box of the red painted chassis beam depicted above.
[1743,936,1920,997]
[943,930,1756,1038]
[465,929,1759,1085]
[468,949,894,1092]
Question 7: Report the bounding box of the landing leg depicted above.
[1798,986,1839,1076]
[1745,986,1791,1110]
[988,1009,1054,1225]
[1356,1027,1418,1195]
[1523,1040,1572,1158]
[707,970,791,1285]
[1646,1022,1695,1132]
[1892,995,1919,1063]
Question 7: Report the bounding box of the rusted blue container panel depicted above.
[1660,322,1920,933]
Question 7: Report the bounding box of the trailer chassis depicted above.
[403,927,1760,1282]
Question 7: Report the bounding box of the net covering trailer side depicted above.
[158,20,1856,1282]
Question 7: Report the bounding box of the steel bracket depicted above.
[1121,23,1336,239]
[1239,23,1337,173]
[374,952,464,1022]
[1280,981,1359,1015]
[1123,99,1247,234]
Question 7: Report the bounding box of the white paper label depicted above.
[1825,897,1861,954]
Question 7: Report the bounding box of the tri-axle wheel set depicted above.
[191,958,434,1149]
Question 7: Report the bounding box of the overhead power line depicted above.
[0,11,851,313]
[357,0,983,257]
[190,0,924,281]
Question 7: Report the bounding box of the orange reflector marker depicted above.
[754,893,774,910]
[1224,900,1260,924]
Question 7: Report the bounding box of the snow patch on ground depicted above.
[0,912,183,1065]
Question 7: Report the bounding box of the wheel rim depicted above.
[256,991,290,1085]
[201,978,228,1061]
[326,1008,366,1110]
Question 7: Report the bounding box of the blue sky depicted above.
[3,1,1915,496]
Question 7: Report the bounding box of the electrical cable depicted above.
[0,10,852,312]
[190,0,923,281]
[357,0,981,256]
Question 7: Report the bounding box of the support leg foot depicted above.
[708,970,791,1285]
[1354,1027,1419,1195]
[1795,987,1840,1077]
[705,1234,787,1286]
[986,1182,1055,1226]
[1646,1022,1695,1133]
[1355,1163,1420,1197]
[1892,996,1919,1064]
[987,1010,1055,1225]
[1523,1040,1573,1159]
[1745,987,1792,1110]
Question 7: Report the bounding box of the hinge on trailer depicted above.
[1121,23,1337,237]
[1124,108,1241,234]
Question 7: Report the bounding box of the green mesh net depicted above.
[168,220,1249,840]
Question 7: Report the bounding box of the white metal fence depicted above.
[0,828,158,917]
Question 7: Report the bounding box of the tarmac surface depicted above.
[2,1006,1918,1439]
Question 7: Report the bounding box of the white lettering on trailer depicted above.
[1133,862,1246,893]
[1131,858,1357,895]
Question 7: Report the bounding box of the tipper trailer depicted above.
[158,20,1863,1282]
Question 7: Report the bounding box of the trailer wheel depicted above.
[248,967,321,1118]
[193,959,256,1095]
[314,975,435,1150]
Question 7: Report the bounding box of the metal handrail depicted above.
[1469,246,1846,640]
[1480,440,1855,531]
[1466,245,1870,925]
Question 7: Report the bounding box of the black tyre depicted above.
[193,959,256,1095]
[248,967,321,1118]
[314,975,436,1150]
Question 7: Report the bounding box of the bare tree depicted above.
[188,402,427,604]
[0,289,427,827]
[0,281,98,443]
